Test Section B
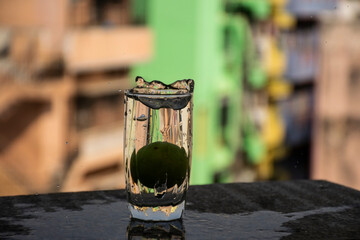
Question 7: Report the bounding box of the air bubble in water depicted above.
[137,114,147,121]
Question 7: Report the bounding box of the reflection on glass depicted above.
[127,219,185,240]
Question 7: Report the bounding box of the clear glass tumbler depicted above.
[124,77,194,221]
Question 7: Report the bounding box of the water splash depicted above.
[125,76,194,110]
[184,206,352,239]
[134,76,194,94]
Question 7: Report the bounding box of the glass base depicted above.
[129,201,185,221]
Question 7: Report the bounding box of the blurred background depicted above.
[0,0,359,196]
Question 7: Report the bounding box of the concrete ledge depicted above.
[0,180,359,239]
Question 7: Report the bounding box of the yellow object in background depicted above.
[262,106,285,149]
[267,78,292,100]
[270,0,287,6]
[273,9,295,29]
[270,0,295,29]
[258,105,287,179]
[253,0,295,180]
[264,38,286,78]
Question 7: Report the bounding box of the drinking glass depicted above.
[124,77,194,221]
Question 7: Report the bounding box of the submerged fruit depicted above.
[130,141,188,188]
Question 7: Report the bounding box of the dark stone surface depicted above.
[0,180,359,239]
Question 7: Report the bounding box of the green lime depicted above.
[130,142,188,189]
